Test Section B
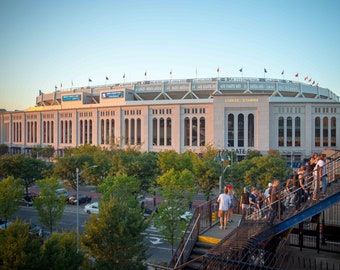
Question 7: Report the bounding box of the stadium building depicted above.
[0,77,339,164]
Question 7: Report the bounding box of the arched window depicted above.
[295,117,301,146]
[192,117,197,146]
[68,120,72,143]
[315,117,320,147]
[248,114,254,147]
[100,119,104,144]
[184,117,190,146]
[238,114,244,147]
[323,117,328,146]
[166,117,172,146]
[130,118,135,145]
[199,117,205,146]
[228,114,234,147]
[84,120,88,144]
[65,120,68,144]
[152,118,157,146]
[106,119,110,144]
[160,118,164,146]
[286,117,292,147]
[136,118,141,145]
[124,118,129,145]
[331,117,336,147]
[80,120,83,144]
[278,117,284,147]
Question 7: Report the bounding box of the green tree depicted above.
[193,156,220,200]
[0,144,9,156]
[154,169,196,254]
[154,202,188,256]
[157,150,194,173]
[33,178,67,234]
[0,219,42,269]
[0,176,23,226]
[41,145,55,161]
[109,148,159,192]
[82,197,148,270]
[53,155,97,189]
[228,153,289,191]
[0,154,48,195]
[40,231,83,270]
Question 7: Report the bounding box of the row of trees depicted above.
[0,144,291,268]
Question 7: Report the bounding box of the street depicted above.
[14,204,173,265]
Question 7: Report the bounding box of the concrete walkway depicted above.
[199,214,243,244]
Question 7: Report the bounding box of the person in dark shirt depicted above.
[240,187,250,216]
[269,179,280,223]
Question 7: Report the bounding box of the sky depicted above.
[1,0,339,111]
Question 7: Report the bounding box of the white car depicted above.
[84,202,99,214]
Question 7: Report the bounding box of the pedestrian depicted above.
[320,154,328,197]
[269,179,280,223]
[264,182,272,206]
[249,187,258,219]
[312,153,327,200]
[217,186,231,230]
[226,184,234,223]
[257,190,265,219]
[240,187,250,216]
[284,175,295,208]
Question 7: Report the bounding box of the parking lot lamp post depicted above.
[76,165,98,251]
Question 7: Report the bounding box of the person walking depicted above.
[240,187,250,216]
[226,185,234,223]
[217,186,231,230]
[269,179,280,223]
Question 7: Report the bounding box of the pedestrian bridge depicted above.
[146,151,340,269]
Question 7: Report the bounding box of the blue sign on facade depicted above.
[62,95,81,101]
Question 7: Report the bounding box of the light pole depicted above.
[76,165,98,251]
[215,150,231,194]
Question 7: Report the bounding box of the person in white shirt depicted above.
[217,187,231,230]
[312,153,327,200]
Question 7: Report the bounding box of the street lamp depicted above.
[76,165,98,251]
[214,150,231,193]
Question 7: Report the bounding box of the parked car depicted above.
[68,194,92,205]
[84,202,99,214]
[19,197,33,207]
[56,188,68,198]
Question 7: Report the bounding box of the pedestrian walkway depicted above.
[198,214,242,244]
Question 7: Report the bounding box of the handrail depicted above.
[245,156,340,222]
[173,214,201,269]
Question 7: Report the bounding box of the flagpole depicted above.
[195,67,197,80]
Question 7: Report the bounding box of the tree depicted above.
[0,176,23,226]
[0,219,42,269]
[0,154,49,195]
[33,178,67,234]
[154,169,196,254]
[81,197,148,269]
[157,150,193,173]
[108,148,159,192]
[53,155,97,189]
[154,202,188,256]
[40,231,83,270]
[193,156,220,200]
[0,144,8,156]
[41,145,55,161]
